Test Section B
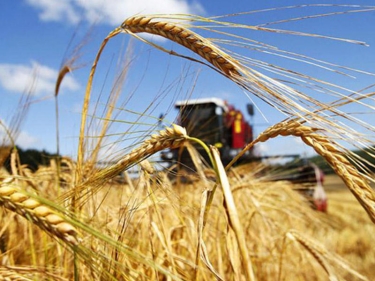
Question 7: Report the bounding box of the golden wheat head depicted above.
[0,178,79,246]
[121,16,240,76]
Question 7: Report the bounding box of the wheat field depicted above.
[1,6,375,281]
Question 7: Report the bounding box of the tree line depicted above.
[0,146,60,172]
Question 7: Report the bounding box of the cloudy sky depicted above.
[1,1,375,161]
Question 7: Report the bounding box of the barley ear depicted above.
[121,16,241,76]
[90,124,187,183]
[286,231,338,280]
[64,124,188,204]
[0,179,79,246]
[0,268,33,281]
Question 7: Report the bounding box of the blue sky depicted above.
[1,1,375,161]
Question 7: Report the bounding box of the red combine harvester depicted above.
[161,98,255,165]
[161,97,327,211]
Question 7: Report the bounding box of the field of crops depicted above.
[1,164,374,280]
[2,5,375,281]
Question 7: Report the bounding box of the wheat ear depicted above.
[230,120,375,223]
[0,179,79,246]
[286,231,338,280]
[92,124,186,180]
[121,16,240,76]
[286,230,368,281]
[68,124,187,203]
[0,268,32,281]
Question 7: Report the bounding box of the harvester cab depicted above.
[161,97,254,166]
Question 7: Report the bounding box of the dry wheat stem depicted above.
[236,120,375,223]
[121,16,240,76]
[87,64,128,169]
[195,190,224,281]
[76,28,121,184]
[211,146,256,281]
[0,179,79,246]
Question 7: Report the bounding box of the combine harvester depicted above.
[161,97,327,211]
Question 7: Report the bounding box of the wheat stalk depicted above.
[229,120,375,223]
[0,178,79,246]
[75,28,121,184]
[210,146,256,281]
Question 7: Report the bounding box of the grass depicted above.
[1,4,375,280]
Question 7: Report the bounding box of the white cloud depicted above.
[0,119,39,148]
[16,130,40,148]
[25,0,80,24]
[25,0,204,26]
[0,61,80,96]
[254,142,268,155]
